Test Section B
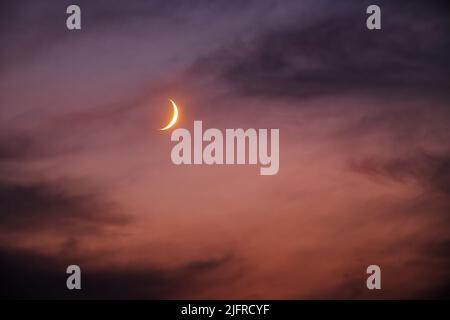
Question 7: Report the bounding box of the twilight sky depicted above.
[0,0,449,299]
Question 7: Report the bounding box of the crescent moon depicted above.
[160,99,179,130]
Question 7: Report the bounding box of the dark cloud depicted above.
[0,126,132,237]
[347,149,450,299]
[193,0,450,99]
[0,247,235,299]
[0,134,31,162]
[0,178,130,235]
[420,282,450,299]
[350,151,450,196]
[0,0,256,71]
[0,133,69,164]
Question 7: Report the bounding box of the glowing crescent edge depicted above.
[160,99,179,130]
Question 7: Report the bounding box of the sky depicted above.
[0,0,449,299]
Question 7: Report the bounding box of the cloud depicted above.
[0,134,131,236]
[0,120,134,245]
[0,247,235,299]
[0,133,31,162]
[344,148,450,299]
[0,178,131,237]
[0,0,257,72]
[192,0,450,99]
[350,151,450,196]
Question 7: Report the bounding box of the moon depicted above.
[160,99,179,131]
